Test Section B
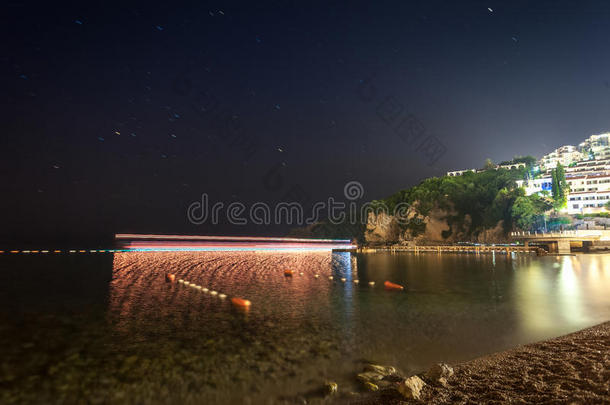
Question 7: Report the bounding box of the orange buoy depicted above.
[284,270,294,277]
[231,297,252,309]
[165,273,176,283]
[384,281,404,291]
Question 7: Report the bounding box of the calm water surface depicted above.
[0,251,609,404]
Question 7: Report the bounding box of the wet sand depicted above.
[356,321,610,404]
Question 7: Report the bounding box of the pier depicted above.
[359,245,539,254]
[510,230,610,254]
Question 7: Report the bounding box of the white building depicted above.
[517,173,610,215]
[564,158,610,177]
[516,177,553,195]
[579,133,610,160]
[447,169,475,177]
[497,162,526,170]
[447,162,525,177]
[567,191,610,214]
[539,145,583,170]
[566,173,610,193]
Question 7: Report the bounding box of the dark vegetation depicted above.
[290,156,560,241]
[374,166,551,239]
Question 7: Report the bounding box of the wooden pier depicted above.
[359,245,540,254]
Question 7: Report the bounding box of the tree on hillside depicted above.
[551,163,568,210]
[512,194,553,230]
[484,187,524,233]
[484,158,495,170]
[556,163,567,193]
[513,155,538,167]
[551,169,559,199]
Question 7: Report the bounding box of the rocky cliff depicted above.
[365,207,509,245]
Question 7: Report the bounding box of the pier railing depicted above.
[510,230,609,239]
[359,245,538,254]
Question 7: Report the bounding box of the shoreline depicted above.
[352,321,610,404]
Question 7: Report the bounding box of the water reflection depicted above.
[1,251,609,403]
[108,251,341,329]
[510,255,610,341]
[329,252,357,340]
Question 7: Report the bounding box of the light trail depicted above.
[115,234,356,252]
[115,233,351,243]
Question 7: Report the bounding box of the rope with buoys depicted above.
[169,274,251,311]
[281,271,401,292]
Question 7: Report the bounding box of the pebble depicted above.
[324,381,338,395]
[364,381,379,391]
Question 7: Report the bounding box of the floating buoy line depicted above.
[3,249,129,254]
[283,270,402,291]
[168,274,250,310]
[2,250,405,294]
[162,269,404,315]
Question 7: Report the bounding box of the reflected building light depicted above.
[556,256,586,326]
[513,259,555,336]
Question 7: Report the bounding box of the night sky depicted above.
[3,1,610,244]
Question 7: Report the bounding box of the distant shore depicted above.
[354,321,610,404]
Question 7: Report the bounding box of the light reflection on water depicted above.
[0,251,609,403]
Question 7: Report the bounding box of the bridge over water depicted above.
[510,230,610,254]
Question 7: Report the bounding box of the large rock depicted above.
[357,364,400,391]
[363,364,397,376]
[398,375,425,400]
[356,371,384,383]
[365,212,402,244]
[426,363,454,387]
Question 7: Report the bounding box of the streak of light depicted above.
[125,246,357,252]
[115,233,352,243]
